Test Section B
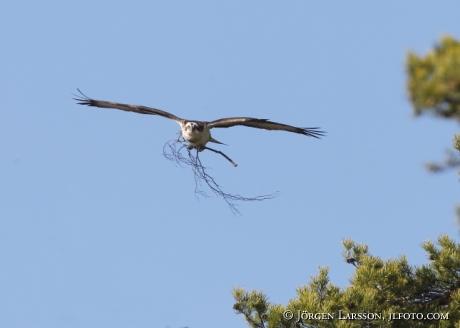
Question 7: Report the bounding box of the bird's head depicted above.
[185,122,203,133]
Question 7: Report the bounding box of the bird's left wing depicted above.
[73,89,184,124]
[207,117,325,138]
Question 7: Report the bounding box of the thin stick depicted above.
[204,146,238,167]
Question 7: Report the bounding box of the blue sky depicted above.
[1,1,459,327]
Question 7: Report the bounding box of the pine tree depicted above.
[407,35,460,172]
[233,235,459,327]
[407,35,460,228]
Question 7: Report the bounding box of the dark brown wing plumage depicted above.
[206,117,325,138]
[73,89,184,123]
[73,90,325,138]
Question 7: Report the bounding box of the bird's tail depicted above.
[209,136,227,146]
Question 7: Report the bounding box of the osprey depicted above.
[73,89,324,152]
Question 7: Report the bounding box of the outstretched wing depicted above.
[73,89,184,124]
[206,117,325,138]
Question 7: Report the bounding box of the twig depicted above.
[204,146,238,167]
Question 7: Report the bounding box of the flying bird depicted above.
[73,89,324,153]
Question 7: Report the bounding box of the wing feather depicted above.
[207,117,325,138]
[73,89,184,124]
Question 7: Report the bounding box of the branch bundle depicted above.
[163,137,278,215]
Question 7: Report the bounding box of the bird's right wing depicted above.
[207,117,325,138]
[73,89,184,124]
